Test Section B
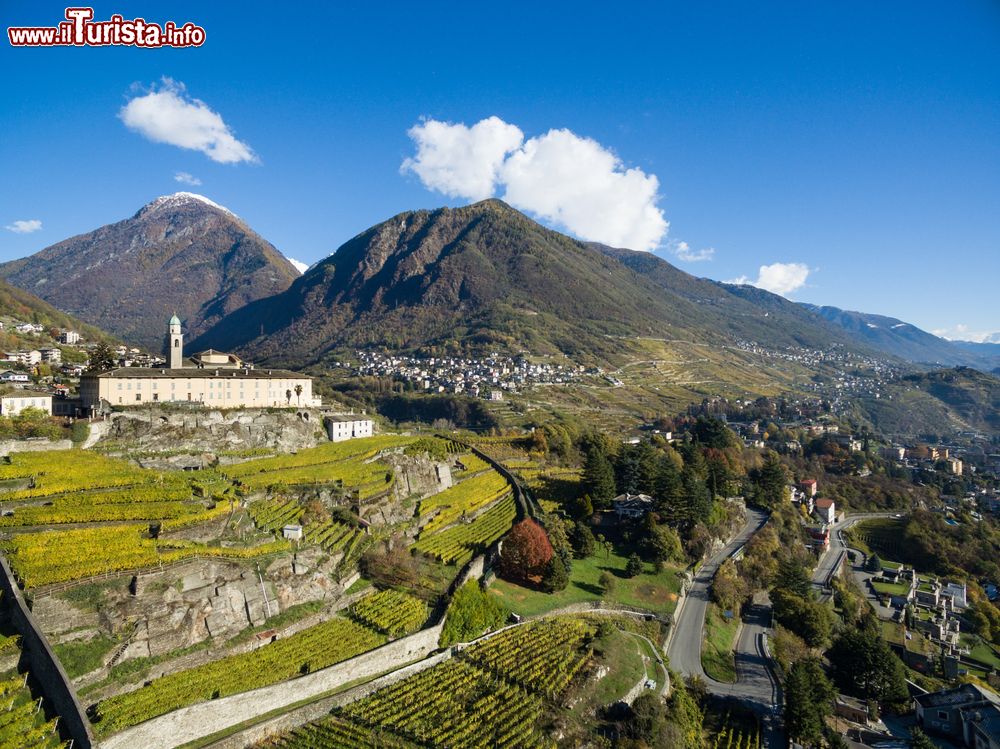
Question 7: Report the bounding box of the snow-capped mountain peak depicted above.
[140,192,237,218]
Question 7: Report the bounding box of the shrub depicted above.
[440,581,509,646]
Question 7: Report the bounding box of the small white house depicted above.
[0,371,30,383]
[282,524,303,541]
[0,392,53,416]
[326,415,374,442]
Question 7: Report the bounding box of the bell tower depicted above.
[167,314,184,369]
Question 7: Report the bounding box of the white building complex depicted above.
[80,316,319,411]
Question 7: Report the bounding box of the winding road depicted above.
[666,508,785,745]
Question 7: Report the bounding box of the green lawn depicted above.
[871,580,910,597]
[589,630,647,706]
[489,551,682,618]
[702,603,739,683]
[961,634,1000,670]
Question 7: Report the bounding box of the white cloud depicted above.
[728,262,811,297]
[5,219,42,234]
[401,117,523,201]
[174,171,202,186]
[669,240,714,262]
[287,258,309,274]
[931,324,1000,343]
[120,78,257,164]
[401,117,669,251]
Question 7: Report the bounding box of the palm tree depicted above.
[294,384,303,405]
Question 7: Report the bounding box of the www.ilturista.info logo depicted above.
[8,7,205,48]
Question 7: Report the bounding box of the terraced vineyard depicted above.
[459,618,593,697]
[263,717,419,748]
[412,495,517,565]
[4,524,289,588]
[0,673,69,748]
[263,618,592,749]
[227,436,416,497]
[248,498,304,531]
[350,590,427,637]
[0,619,70,749]
[0,450,192,497]
[417,471,511,535]
[303,520,361,554]
[465,437,535,464]
[92,616,386,736]
[0,450,259,586]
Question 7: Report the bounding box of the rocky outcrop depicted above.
[32,551,342,677]
[98,407,324,455]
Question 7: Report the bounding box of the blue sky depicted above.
[2,1,998,340]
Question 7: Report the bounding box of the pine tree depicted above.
[88,341,117,372]
[754,451,788,508]
[582,448,617,508]
[653,456,683,521]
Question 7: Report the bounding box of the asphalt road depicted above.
[666,508,787,745]
[811,512,898,597]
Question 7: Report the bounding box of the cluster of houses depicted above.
[880,443,966,475]
[787,478,838,551]
[731,338,901,401]
[349,350,592,400]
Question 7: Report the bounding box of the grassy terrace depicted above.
[881,620,935,656]
[871,580,910,597]
[701,603,739,683]
[489,549,682,618]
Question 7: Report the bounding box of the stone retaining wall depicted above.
[0,555,93,748]
[204,650,454,749]
[0,438,73,456]
[98,621,445,749]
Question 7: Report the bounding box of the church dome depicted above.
[169,314,181,326]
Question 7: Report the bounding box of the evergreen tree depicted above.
[570,521,596,558]
[582,448,617,508]
[88,341,117,372]
[682,464,712,528]
[625,553,644,578]
[541,554,569,592]
[828,618,909,707]
[785,658,834,747]
[653,456,684,522]
[775,556,812,598]
[753,451,789,508]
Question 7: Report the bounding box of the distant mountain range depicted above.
[189,200,868,365]
[0,193,300,351]
[800,304,1000,372]
[2,195,996,382]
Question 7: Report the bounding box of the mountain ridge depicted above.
[190,200,879,366]
[0,193,301,350]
